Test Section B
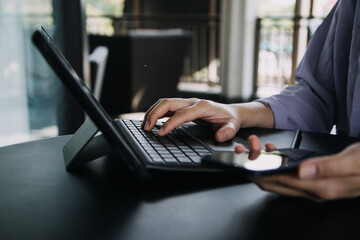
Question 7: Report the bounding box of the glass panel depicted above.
[0,0,59,147]
[258,0,296,17]
[86,0,125,36]
[256,0,296,97]
[312,0,337,17]
[256,18,294,98]
[309,0,337,36]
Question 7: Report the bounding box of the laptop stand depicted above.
[63,117,113,170]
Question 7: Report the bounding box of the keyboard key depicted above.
[163,157,178,163]
[174,153,187,158]
[152,157,165,163]
[159,153,173,159]
[157,150,171,155]
[176,157,192,163]
[189,156,202,163]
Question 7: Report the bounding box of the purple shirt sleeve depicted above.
[256,2,344,133]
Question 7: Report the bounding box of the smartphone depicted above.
[202,148,321,177]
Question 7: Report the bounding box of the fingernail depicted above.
[219,133,227,142]
[144,121,150,131]
[300,165,317,179]
[157,128,164,136]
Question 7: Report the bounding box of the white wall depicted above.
[220,0,259,100]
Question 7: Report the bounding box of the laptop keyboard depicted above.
[122,119,212,165]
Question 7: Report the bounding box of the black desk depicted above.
[1,132,360,240]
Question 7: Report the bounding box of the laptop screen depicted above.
[31,25,140,164]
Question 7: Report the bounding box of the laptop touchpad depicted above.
[200,136,239,152]
[181,123,241,152]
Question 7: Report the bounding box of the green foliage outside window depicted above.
[86,0,125,17]
[86,0,125,36]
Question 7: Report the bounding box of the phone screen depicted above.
[202,149,318,176]
[212,150,288,171]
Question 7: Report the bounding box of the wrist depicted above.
[232,102,274,128]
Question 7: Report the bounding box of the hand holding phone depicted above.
[202,148,322,177]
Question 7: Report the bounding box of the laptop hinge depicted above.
[63,117,113,170]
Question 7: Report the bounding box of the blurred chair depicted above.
[128,29,190,112]
[89,46,109,100]
[89,30,190,116]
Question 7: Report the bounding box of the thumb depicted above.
[299,155,353,179]
[299,143,360,179]
[215,122,237,142]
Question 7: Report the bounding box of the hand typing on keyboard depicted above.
[141,98,274,143]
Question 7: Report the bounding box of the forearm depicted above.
[232,102,274,129]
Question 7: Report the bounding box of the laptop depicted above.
[31,25,253,181]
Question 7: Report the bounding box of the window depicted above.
[0,0,59,147]
[312,0,338,17]
[255,0,337,98]
[86,0,126,36]
[258,0,296,17]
